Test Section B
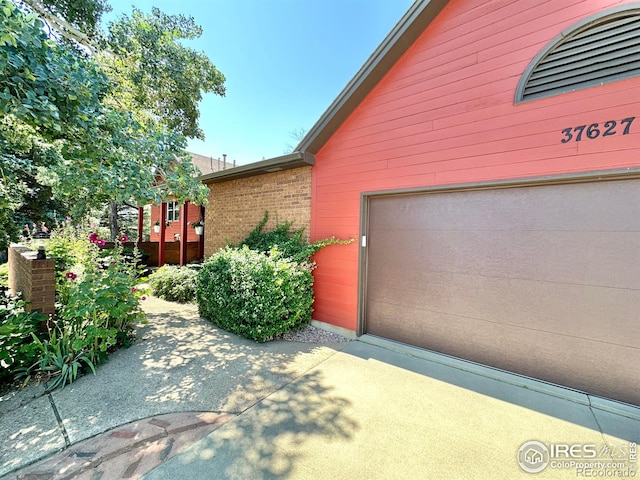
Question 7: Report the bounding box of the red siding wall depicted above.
[150,203,202,243]
[311,0,640,330]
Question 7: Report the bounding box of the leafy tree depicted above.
[16,0,110,50]
[23,0,110,42]
[0,0,108,248]
[96,6,225,237]
[0,2,108,136]
[103,7,225,139]
[0,0,225,245]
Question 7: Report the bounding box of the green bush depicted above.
[240,211,350,263]
[0,295,46,383]
[197,246,314,342]
[148,265,198,303]
[0,263,8,288]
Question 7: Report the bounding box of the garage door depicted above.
[364,178,640,406]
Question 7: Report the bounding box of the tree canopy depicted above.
[0,0,225,248]
[104,7,225,139]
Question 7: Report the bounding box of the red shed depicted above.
[296,0,640,406]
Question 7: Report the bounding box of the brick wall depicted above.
[203,166,312,257]
[8,246,56,316]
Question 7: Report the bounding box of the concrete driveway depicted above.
[1,296,638,479]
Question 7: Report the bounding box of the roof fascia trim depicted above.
[198,151,315,184]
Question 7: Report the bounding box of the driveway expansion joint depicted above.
[47,393,70,448]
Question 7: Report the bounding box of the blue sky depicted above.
[103,0,414,165]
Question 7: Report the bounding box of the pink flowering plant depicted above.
[21,221,148,391]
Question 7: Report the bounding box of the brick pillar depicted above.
[8,246,56,316]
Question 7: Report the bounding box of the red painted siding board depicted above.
[389,53,479,93]
[315,160,390,180]
[434,81,640,132]
[386,146,575,178]
[314,211,359,222]
[313,270,358,288]
[314,281,358,300]
[433,153,640,185]
[313,216,359,228]
[577,132,640,155]
[351,72,518,124]
[312,226,360,242]
[314,199,363,213]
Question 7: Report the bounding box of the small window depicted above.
[167,201,180,222]
[515,5,640,103]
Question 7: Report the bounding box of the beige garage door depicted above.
[364,178,640,406]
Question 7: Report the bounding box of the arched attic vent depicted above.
[515,4,640,103]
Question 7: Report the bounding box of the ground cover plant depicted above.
[197,211,351,342]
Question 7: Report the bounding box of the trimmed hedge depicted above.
[196,246,313,342]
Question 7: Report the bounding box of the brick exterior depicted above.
[203,166,312,257]
[8,246,55,316]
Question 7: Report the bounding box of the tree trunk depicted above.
[108,200,119,241]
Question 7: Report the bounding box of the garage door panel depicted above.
[369,181,640,233]
[367,302,640,405]
[365,178,640,405]
[368,229,640,289]
[367,273,639,347]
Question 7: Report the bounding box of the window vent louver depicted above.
[516,6,640,103]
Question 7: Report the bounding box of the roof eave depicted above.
[296,0,450,155]
[198,151,315,184]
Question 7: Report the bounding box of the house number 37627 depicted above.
[560,117,635,143]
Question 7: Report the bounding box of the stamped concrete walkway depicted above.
[7,412,234,479]
[1,296,639,479]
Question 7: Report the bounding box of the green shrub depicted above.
[0,295,46,383]
[197,246,314,342]
[148,265,198,303]
[0,263,8,288]
[197,212,353,342]
[240,211,350,263]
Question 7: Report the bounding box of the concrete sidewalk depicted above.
[2,296,639,479]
